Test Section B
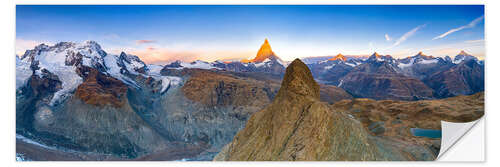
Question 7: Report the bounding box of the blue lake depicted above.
[410,128,442,139]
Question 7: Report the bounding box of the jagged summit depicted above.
[242,38,281,63]
[371,52,381,58]
[277,59,320,99]
[328,53,347,61]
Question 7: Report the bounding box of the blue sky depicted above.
[16,5,485,64]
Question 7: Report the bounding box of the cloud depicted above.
[464,39,485,43]
[432,15,484,40]
[385,34,391,41]
[135,40,156,44]
[389,24,426,48]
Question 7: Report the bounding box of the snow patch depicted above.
[148,65,182,93]
[344,62,356,67]
[147,64,164,76]
[324,64,336,70]
[16,153,31,161]
[319,60,329,64]
[254,58,270,68]
[418,59,438,64]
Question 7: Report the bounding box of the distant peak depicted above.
[277,59,320,99]
[84,40,98,45]
[242,38,281,63]
[329,53,346,61]
[458,50,471,56]
[371,52,381,58]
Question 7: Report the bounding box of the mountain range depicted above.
[307,51,484,100]
[15,39,484,161]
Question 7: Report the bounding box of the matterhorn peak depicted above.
[371,52,381,58]
[329,53,347,61]
[277,59,320,99]
[458,50,471,56]
[241,38,281,63]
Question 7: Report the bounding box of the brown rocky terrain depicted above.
[333,92,484,140]
[165,68,352,107]
[74,66,128,107]
[181,69,280,108]
[424,59,484,98]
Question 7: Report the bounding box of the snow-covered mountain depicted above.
[16,41,181,105]
[307,51,484,100]
[453,50,480,64]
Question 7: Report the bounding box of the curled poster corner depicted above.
[437,118,483,160]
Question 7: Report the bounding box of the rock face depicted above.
[215,59,390,161]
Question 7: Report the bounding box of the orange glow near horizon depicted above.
[129,47,255,64]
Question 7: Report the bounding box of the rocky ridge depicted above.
[215,59,431,161]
